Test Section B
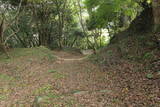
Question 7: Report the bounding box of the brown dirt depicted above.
[0,50,159,107]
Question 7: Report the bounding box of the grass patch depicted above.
[143,52,154,60]
[0,73,15,81]
[0,95,7,100]
[32,84,63,106]
[33,84,61,97]
[48,70,57,73]
[0,46,55,63]
[65,98,78,107]
[47,93,61,99]
[53,73,65,79]
[33,84,53,96]
[0,86,12,101]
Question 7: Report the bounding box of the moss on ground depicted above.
[0,73,15,81]
[0,46,55,63]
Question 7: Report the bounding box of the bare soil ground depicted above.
[0,50,159,107]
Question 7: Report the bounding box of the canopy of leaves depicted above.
[84,0,141,29]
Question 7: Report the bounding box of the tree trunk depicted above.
[152,0,160,32]
[0,19,9,58]
[152,0,160,48]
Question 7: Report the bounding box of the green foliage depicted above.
[0,0,149,52]
[84,0,141,29]
[0,73,15,81]
[0,95,7,100]
[33,84,53,95]
[1,0,27,6]
[52,72,65,79]
[146,73,153,79]
[143,52,154,60]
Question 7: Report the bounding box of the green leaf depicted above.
[146,73,154,79]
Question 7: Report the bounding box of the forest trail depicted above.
[53,51,88,61]
[0,50,159,107]
[0,50,121,107]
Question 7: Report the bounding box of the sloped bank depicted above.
[89,4,160,106]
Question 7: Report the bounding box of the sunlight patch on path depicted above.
[54,55,88,61]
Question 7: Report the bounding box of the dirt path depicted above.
[49,51,119,106]
[0,51,159,107]
[0,51,120,107]
[53,52,87,61]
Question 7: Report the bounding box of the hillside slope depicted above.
[90,5,160,106]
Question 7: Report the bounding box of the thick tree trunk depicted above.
[152,0,160,32]
[110,2,154,43]
[152,0,160,48]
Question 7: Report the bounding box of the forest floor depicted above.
[0,48,160,107]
